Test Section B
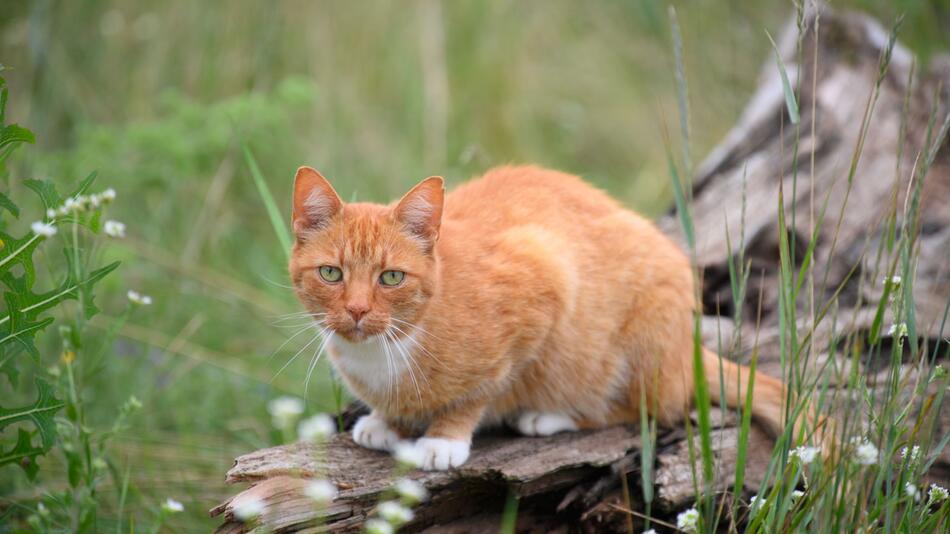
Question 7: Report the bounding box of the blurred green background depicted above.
[1,0,947,529]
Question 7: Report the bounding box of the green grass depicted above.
[0,0,948,531]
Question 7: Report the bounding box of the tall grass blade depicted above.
[243,143,293,259]
[765,30,800,124]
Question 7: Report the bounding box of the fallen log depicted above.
[213,6,950,532]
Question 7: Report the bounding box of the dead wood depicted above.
[213,6,950,532]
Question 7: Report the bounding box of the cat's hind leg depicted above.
[514,411,578,436]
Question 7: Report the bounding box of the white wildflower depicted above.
[393,441,424,468]
[100,188,117,202]
[854,440,879,466]
[791,490,805,501]
[377,500,414,525]
[46,208,56,219]
[748,495,764,511]
[365,519,394,534]
[928,484,948,503]
[233,496,264,520]
[161,498,184,513]
[63,197,79,212]
[267,396,304,427]
[676,507,700,533]
[887,323,908,339]
[905,483,920,501]
[303,479,337,503]
[642,530,658,534]
[31,221,57,237]
[37,502,49,516]
[127,290,153,306]
[900,445,921,464]
[885,275,902,287]
[394,478,428,504]
[298,413,336,442]
[103,220,126,238]
[790,446,820,464]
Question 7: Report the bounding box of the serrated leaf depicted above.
[0,230,41,282]
[23,179,62,211]
[0,124,35,151]
[0,378,64,450]
[0,192,18,217]
[0,428,42,479]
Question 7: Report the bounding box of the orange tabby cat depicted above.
[289,165,808,470]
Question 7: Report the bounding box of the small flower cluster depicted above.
[928,484,948,504]
[905,483,920,501]
[47,189,116,219]
[31,221,57,237]
[851,438,879,466]
[676,507,699,533]
[103,219,126,238]
[161,498,184,513]
[901,445,921,465]
[233,496,264,521]
[298,413,336,442]
[789,445,821,464]
[304,479,338,503]
[267,395,304,428]
[127,290,153,306]
[393,441,425,468]
[887,323,908,339]
[32,189,123,240]
[366,478,427,534]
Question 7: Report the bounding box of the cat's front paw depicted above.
[409,437,470,471]
[352,413,400,451]
[516,411,578,436]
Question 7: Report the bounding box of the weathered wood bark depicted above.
[213,7,950,532]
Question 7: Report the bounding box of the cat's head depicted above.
[288,166,443,343]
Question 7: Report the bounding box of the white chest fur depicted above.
[329,332,415,395]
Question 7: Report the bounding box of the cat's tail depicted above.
[701,347,829,444]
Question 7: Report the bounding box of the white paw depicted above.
[516,411,578,436]
[409,437,470,471]
[352,413,400,451]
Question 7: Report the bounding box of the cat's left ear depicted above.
[394,176,444,249]
[292,166,343,237]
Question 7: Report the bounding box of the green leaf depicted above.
[765,30,800,125]
[0,428,42,480]
[0,123,35,151]
[0,192,19,217]
[0,378,65,477]
[24,179,62,211]
[0,378,64,448]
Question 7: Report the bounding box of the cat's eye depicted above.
[379,270,405,286]
[318,266,343,283]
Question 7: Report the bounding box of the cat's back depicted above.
[443,165,625,230]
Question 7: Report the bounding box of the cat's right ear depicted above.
[292,166,342,237]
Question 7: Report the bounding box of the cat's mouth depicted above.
[334,324,376,343]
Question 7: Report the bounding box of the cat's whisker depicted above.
[379,332,399,411]
[389,328,430,398]
[386,329,425,405]
[388,322,447,370]
[271,310,325,319]
[304,328,335,400]
[390,317,440,340]
[270,312,328,325]
[267,321,322,363]
[272,324,330,383]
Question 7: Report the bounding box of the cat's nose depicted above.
[346,304,369,323]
